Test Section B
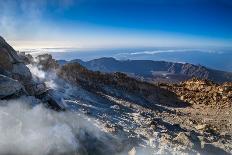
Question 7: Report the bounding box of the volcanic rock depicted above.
[164,78,232,108]
[173,132,194,148]
[34,54,59,70]
[0,74,24,99]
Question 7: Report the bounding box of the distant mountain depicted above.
[58,57,232,83]
[115,50,232,72]
[38,48,232,72]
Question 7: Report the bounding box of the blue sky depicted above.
[0,0,232,49]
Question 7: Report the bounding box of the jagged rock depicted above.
[0,36,67,111]
[0,36,23,64]
[24,82,47,96]
[165,78,232,108]
[195,124,218,134]
[18,52,34,65]
[0,74,24,99]
[0,36,35,96]
[173,132,194,149]
[35,54,59,70]
[12,63,32,81]
[0,36,32,83]
[0,48,13,70]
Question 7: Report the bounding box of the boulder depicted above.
[0,48,13,70]
[0,74,24,99]
[12,63,32,82]
[24,82,47,96]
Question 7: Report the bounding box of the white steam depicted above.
[27,64,58,89]
[0,97,115,155]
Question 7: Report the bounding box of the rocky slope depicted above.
[59,57,232,83]
[41,54,232,154]
[163,78,232,108]
[0,37,232,155]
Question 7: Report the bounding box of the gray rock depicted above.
[0,47,14,70]
[12,63,32,81]
[0,36,32,83]
[0,74,23,99]
[0,36,22,64]
[24,82,47,96]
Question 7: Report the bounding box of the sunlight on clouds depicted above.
[9,40,83,50]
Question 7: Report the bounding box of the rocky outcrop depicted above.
[161,78,232,108]
[34,54,59,70]
[0,36,32,85]
[18,52,34,65]
[0,75,25,99]
[0,37,31,98]
[0,36,64,110]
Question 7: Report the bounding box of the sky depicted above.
[0,0,232,49]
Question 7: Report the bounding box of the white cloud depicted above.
[116,49,216,56]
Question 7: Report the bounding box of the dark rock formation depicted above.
[0,36,32,96]
[0,75,25,99]
[35,54,59,70]
[0,36,63,110]
[0,36,32,83]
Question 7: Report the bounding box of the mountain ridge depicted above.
[58,57,232,83]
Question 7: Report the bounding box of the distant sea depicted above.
[23,48,232,72]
